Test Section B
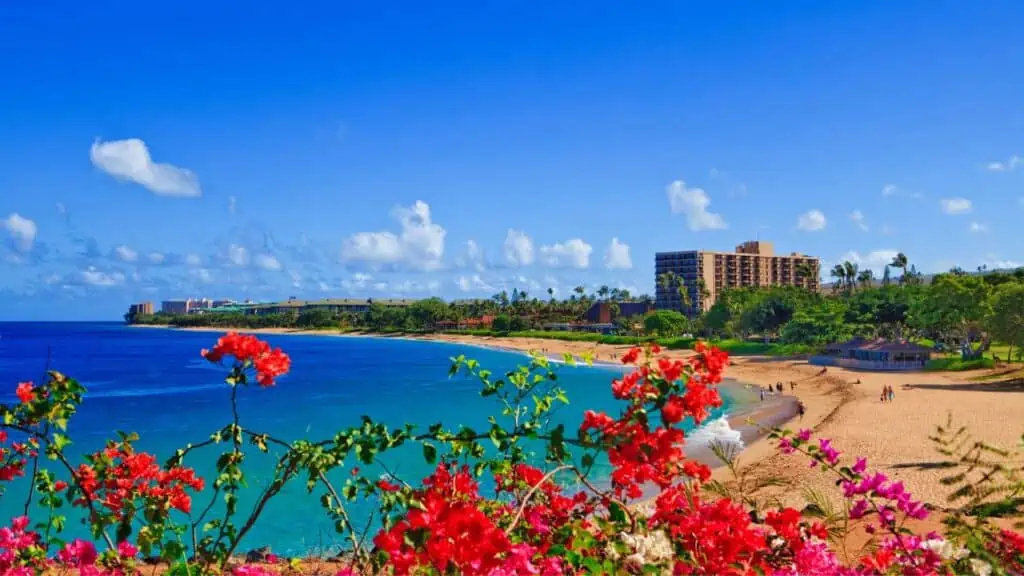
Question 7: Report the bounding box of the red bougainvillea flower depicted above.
[201,332,291,387]
[15,382,35,404]
[373,464,513,575]
[73,441,204,521]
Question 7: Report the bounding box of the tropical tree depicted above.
[795,261,817,290]
[830,264,846,292]
[986,282,1024,363]
[842,261,859,294]
[857,269,874,290]
[891,252,909,285]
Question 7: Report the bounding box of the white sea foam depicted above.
[686,416,744,451]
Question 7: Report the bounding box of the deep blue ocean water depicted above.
[0,322,739,556]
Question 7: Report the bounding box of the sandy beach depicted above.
[141,325,1024,514]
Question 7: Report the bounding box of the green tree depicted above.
[492,313,512,332]
[911,274,991,355]
[643,310,688,337]
[891,252,909,285]
[986,283,1024,363]
[781,299,852,345]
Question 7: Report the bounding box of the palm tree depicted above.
[696,278,711,313]
[857,269,874,289]
[890,253,909,285]
[795,261,817,290]
[830,264,846,292]
[597,285,610,301]
[843,261,859,293]
[677,283,692,316]
[547,287,554,300]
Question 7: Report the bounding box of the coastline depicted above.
[128,324,1024,512]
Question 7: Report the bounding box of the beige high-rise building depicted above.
[654,241,820,316]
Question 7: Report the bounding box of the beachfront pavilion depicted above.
[812,338,932,370]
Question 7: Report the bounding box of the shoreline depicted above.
[127,324,1024,512]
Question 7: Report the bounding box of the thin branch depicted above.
[505,465,571,534]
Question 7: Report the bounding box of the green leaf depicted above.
[422,442,437,464]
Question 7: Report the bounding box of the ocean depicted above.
[0,322,745,556]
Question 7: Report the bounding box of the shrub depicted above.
[0,335,1021,575]
[925,357,996,371]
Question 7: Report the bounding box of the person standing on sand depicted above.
[888,386,895,402]
[798,402,805,420]
[760,387,765,402]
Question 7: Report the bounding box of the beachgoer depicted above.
[798,402,805,420]
[760,388,765,402]
[790,381,795,391]
[888,386,895,402]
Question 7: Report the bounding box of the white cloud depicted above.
[289,270,302,287]
[227,244,249,266]
[981,254,1022,270]
[340,201,446,270]
[604,237,632,270]
[666,180,727,230]
[254,254,282,271]
[986,155,1021,172]
[503,229,535,266]
[836,249,900,274]
[191,268,214,284]
[184,253,202,266]
[90,138,200,197]
[539,239,592,269]
[796,209,827,232]
[456,274,494,292]
[940,197,972,215]
[318,281,330,292]
[341,272,373,291]
[849,210,868,231]
[969,221,989,233]
[80,267,125,287]
[882,184,898,196]
[148,252,165,264]
[228,195,237,214]
[3,213,38,252]
[458,240,486,271]
[112,245,138,262]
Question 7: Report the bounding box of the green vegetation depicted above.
[924,357,996,371]
[128,256,1024,366]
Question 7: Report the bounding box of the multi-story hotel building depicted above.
[655,241,820,315]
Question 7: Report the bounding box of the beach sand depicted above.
[142,326,1024,513]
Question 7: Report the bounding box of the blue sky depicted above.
[2,1,1023,320]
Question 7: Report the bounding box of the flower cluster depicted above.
[578,344,726,498]
[74,439,205,521]
[201,331,291,386]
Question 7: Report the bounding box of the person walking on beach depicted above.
[888,385,895,403]
[798,401,805,420]
[760,387,765,402]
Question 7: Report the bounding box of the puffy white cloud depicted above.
[849,210,868,231]
[341,201,446,270]
[254,254,282,271]
[341,272,373,291]
[227,244,249,266]
[3,213,37,252]
[80,267,125,287]
[318,281,331,292]
[604,237,632,270]
[969,221,989,233]
[112,245,138,262]
[981,254,1022,269]
[940,197,972,215]
[986,155,1021,172]
[503,229,535,266]
[90,138,200,197]
[456,274,494,292]
[540,239,592,269]
[191,268,214,284]
[184,253,202,266]
[797,209,827,231]
[148,252,165,264]
[836,249,900,274]
[882,184,898,196]
[666,180,727,231]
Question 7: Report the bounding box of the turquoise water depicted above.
[0,322,738,556]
